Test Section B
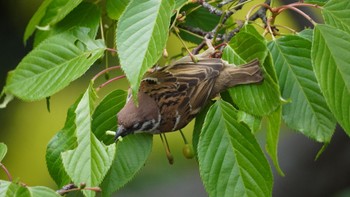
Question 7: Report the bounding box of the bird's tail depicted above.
[211,59,264,96]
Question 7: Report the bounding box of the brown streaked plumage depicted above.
[116,42,264,138]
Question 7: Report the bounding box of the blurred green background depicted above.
[1,1,350,197]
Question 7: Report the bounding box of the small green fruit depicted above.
[182,144,195,159]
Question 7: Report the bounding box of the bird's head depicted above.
[115,91,160,140]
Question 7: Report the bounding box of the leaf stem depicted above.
[0,163,13,181]
[92,66,121,82]
[96,75,126,91]
[279,5,317,26]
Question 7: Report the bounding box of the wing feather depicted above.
[140,58,224,131]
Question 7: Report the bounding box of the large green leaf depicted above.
[116,0,175,99]
[91,90,153,196]
[106,0,130,20]
[15,186,60,197]
[5,28,105,101]
[34,2,100,46]
[100,134,153,197]
[323,0,350,34]
[225,35,281,116]
[92,89,127,144]
[24,0,83,43]
[268,35,336,142]
[198,100,273,197]
[46,99,79,187]
[61,85,115,197]
[312,24,350,136]
[0,180,19,197]
[266,107,284,176]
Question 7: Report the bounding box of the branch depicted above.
[226,0,271,41]
[57,183,102,196]
[178,25,208,37]
[198,0,223,16]
[249,0,271,24]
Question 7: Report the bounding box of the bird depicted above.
[115,40,264,139]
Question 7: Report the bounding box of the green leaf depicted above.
[193,102,213,157]
[117,0,175,99]
[266,107,284,176]
[0,180,19,197]
[34,2,101,46]
[23,0,53,43]
[312,24,350,136]
[100,134,153,197]
[240,24,265,42]
[92,89,127,144]
[298,29,313,42]
[46,98,80,187]
[323,0,350,34]
[175,0,189,10]
[179,4,221,44]
[268,35,336,142]
[304,0,329,6]
[5,28,105,101]
[198,100,273,197]
[236,111,262,133]
[226,32,281,116]
[0,143,7,162]
[15,186,60,197]
[62,85,116,197]
[90,90,152,196]
[229,31,267,61]
[106,0,130,20]
[222,45,245,65]
[24,0,83,43]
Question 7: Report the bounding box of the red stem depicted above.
[92,66,121,82]
[279,5,317,25]
[96,75,126,91]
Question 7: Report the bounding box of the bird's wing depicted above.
[140,58,223,131]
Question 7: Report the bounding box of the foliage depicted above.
[1,0,350,196]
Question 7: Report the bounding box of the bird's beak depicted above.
[115,126,126,142]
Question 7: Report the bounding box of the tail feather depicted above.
[211,59,264,96]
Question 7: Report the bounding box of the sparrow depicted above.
[116,40,263,139]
